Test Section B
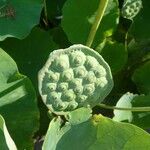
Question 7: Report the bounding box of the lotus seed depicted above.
[84,71,96,84]
[48,71,59,82]
[57,82,68,91]
[67,101,78,110]
[50,92,60,101]
[70,51,86,67]
[74,66,87,78]
[136,2,140,7]
[47,83,57,92]
[61,89,76,102]
[85,56,98,69]
[69,78,82,88]
[53,54,69,71]
[96,77,108,88]
[53,100,67,110]
[92,65,106,77]
[73,86,83,95]
[61,69,74,81]
[83,84,95,96]
[77,95,87,103]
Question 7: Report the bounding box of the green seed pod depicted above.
[38,44,113,115]
[121,0,142,20]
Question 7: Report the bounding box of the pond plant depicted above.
[0,0,150,149]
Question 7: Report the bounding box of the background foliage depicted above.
[0,0,150,149]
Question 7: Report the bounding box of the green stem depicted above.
[98,104,150,112]
[86,0,108,47]
[43,0,48,22]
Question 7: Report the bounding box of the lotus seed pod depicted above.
[38,44,113,115]
[121,0,142,20]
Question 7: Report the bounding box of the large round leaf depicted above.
[0,115,17,150]
[43,114,150,150]
[0,27,59,137]
[98,40,127,74]
[61,0,119,47]
[0,48,39,149]
[0,27,59,88]
[0,0,42,41]
[43,107,92,149]
[132,61,150,94]
[132,95,150,129]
